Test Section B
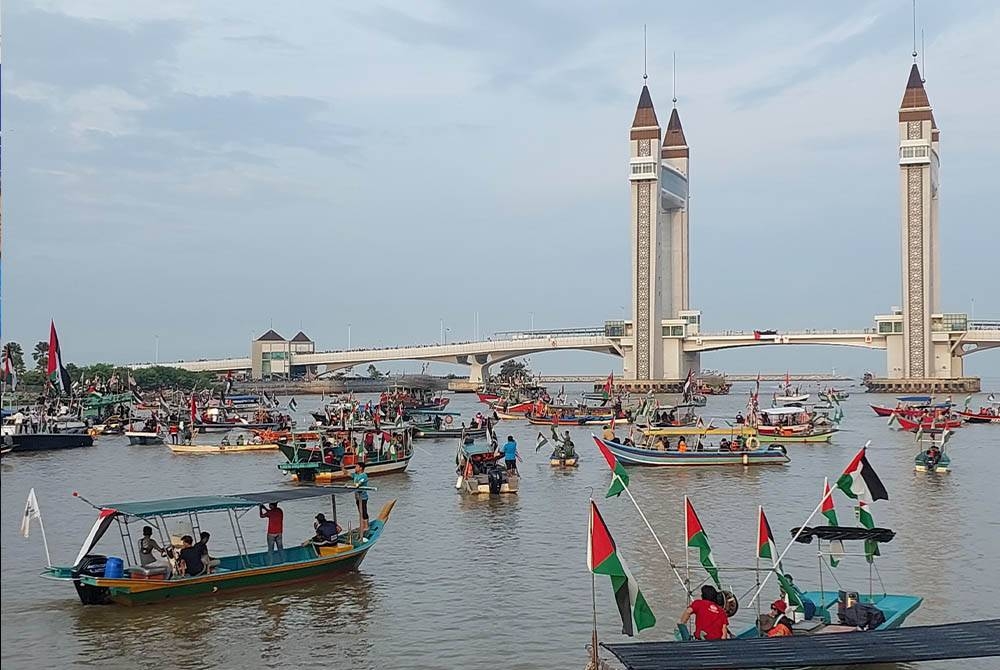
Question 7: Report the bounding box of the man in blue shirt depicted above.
[352,462,370,533]
[502,435,518,473]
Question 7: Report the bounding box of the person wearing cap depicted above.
[766,599,794,637]
[311,513,341,545]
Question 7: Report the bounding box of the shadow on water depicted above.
[68,573,378,669]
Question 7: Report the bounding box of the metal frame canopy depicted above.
[102,486,367,517]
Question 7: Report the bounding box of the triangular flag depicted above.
[685,497,720,588]
[593,435,629,498]
[588,501,656,636]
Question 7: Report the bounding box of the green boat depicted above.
[40,486,395,606]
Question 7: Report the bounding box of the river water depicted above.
[2,382,999,669]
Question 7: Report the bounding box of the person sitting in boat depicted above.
[236,434,245,446]
[310,513,342,546]
[719,438,731,451]
[735,412,745,425]
[251,434,263,445]
[766,600,794,637]
[652,436,666,451]
[925,445,941,468]
[220,435,231,446]
[137,526,172,578]
[177,535,205,577]
[623,435,635,447]
[677,436,688,453]
[602,424,617,442]
[193,531,220,573]
[434,414,443,430]
[678,585,730,640]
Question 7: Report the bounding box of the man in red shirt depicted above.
[678,585,730,640]
[259,503,284,564]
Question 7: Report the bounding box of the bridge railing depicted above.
[697,328,879,337]
[969,320,1000,330]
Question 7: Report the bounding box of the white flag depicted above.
[21,488,41,538]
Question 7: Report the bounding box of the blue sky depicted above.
[2,0,998,377]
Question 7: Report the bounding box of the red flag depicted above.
[190,393,198,426]
[604,373,614,395]
[46,321,72,394]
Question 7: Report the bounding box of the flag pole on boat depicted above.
[20,488,52,567]
[588,488,600,670]
[746,441,872,608]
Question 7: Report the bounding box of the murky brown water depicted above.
[3,383,999,669]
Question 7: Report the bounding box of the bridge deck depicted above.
[603,619,1000,669]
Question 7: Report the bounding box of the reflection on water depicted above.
[3,383,1000,669]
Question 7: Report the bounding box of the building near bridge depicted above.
[251,330,315,379]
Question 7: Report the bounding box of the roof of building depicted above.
[290,331,313,343]
[256,329,285,342]
[900,63,930,109]
[663,107,687,147]
[631,85,659,128]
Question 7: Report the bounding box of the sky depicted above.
[2,0,998,377]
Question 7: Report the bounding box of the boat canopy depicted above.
[461,443,498,457]
[897,395,932,402]
[791,525,896,544]
[405,409,461,416]
[760,407,806,416]
[102,486,367,517]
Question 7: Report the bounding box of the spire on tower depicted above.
[900,63,930,109]
[631,85,659,128]
[661,107,688,159]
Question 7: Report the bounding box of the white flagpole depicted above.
[39,514,53,567]
[619,478,690,596]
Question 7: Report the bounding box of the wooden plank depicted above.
[603,619,1000,669]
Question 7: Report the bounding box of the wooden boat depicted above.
[595,435,789,466]
[958,402,1000,424]
[455,442,518,494]
[3,432,94,453]
[125,431,164,446]
[476,392,500,403]
[413,426,487,439]
[871,395,951,418]
[39,486,395,606]
[775,394,809,404]
[167,442,281,454]
[278,427,413,483]
[914,430,952,473]
[548,448,579,467]
[195,421,282,433]
[892,414,961,433]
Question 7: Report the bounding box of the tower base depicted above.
[864,377,981,394]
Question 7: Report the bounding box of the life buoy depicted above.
[444,415,454,425]
[720,590,739,617]
[746,436,760,450]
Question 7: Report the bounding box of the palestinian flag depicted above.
[603,372,614,398]
[535,432,549,453]
[857,501,880,563]
[821,478,843,567]
[46,321,72,395]
[2,346,17,391]
[588,501,656,636]
[593,435,629,498]
[836,447,888,501]
[684,497,720,588]
[756,506,782,571]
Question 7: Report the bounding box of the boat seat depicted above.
[792,618,826,634]
[128,564,169,577]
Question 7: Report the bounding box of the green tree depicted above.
[366,364,384,379]
[3,342,26,373]
[32,341,50,371]
[496,359,531,383]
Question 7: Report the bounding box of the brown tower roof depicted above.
[290,331,312,343]
[256,329,285,342]
[631,85,659,128]
[663,108,687,147]
[900,63,930,109]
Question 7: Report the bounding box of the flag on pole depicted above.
[190,392,198,426]
[685,497,720,588]
[821,478,843,567]
[610,413,617,431]
[836,447,889,501]
[288,397,298,412]
[593,435,629,498]
[856,501,880,563]
[535,432,549,453]
[756,506,782,571]
[20,488,41,538]
[3,347,17,391]
[588,500,656,636]
[46,321,72,395]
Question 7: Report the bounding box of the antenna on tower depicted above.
[642,24,648,83]
[921,29,926,82]
[911,0,918,62]
[672,51,677,106]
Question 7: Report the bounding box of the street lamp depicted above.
[347,323,352,350]
[154,335,159,364]
[529,312,534,332]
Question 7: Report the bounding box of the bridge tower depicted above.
[626,85,665,380]
[661,106,690,317]
[897,63,941,379]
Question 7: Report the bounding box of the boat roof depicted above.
[897,395,932,402]
[461,443,497,456]
[760,406,805,416]
[406,409,461,415]
[103,486,363,516]
[791,525,896,544]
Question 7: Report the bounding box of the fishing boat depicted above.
[870,395,951,418]
[756,429,837,444]
[278,427,413,483]
[774,394,809,405]
[167,442,281,454]
[125,431,163,446]
[2,431,94,453]
[595,435,788,466]
[455,441,518,494]
[413,425,487,439]
[957,401,1000,424]
[914,430,952,473]
[891,413,961,433]
[548,445,579,467]
[38,486,395,606]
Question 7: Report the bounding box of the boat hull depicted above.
[597,438,789,466]
[126,432,164,446]
[461,474,519,495]
[756,430,837,444]
[168,443,280,454]
[5,433,94,452]
[413,427,487,439]
[894,415,961,433]
[549,457,578,467]
[914,452,951,473]
[735,590,921,637]
[958,411,1000,424]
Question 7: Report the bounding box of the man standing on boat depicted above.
[502,435,518,473]
[259,503,284,564]
[352,462,370,534]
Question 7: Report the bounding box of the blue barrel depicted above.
[104,556,124,578]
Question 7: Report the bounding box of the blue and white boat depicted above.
[595,435,789,467]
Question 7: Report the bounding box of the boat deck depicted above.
[603,618,1000,669]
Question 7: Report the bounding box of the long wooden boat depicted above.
[549,448,579,467]
[595,436,789,466]
[456,442,518,494]
[893,414,961,433]
[195,421,282,433]
[278,427,414,483]
[39,487,395,606]
[125,431,163,446]
[641,426,754,438]
[958,410,1000,424]
[167,442,281,454]
[413,426,487,439]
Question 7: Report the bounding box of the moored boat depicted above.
[3,432,94,453]
[37,486,395,606]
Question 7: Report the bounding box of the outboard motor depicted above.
[72,554,112,605]
[487,466,504,495]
